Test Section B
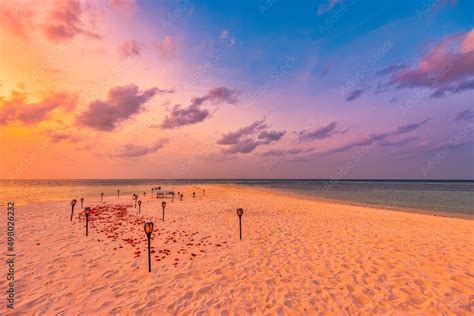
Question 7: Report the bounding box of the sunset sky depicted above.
[0,0,473,179]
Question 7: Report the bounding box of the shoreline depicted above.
[220,184,474,220]
[3,184,473,314]
[4,183,473,220]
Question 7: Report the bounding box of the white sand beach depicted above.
[2,185,473,314]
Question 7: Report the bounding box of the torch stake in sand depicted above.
[237,208,244,240]
[84,207,91,237]
[203,189,205,197]
[133,194,138,208]
[193,192,196,199]
[162,201,166,221]
[70,199,77,221]
[138,200,142,213]
[117,190,120,199]
[80,198,84,209]
[101,192,104,202]
[144,222,154,272]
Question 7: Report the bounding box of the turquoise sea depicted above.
[1,179,473,216]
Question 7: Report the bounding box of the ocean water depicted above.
[1,179,473,216]
[240,180,474,216]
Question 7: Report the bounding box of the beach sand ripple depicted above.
[3,185,473,314]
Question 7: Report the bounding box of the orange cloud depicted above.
[0,91,77,125]
[0,3,36,38]
[42,0,101,42]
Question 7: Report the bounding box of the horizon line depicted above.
[1,178,473,181]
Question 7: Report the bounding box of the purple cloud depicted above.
[290,119,429,161]
[391,119,430,136]
[346,88,365,102]
[118,40,141,58]
[78,85,165,131]
[161,103,210,129]
[116,139,168,158]
[376,64,407,76]
[217,118,285,154]
[378,136,418,147]
[45,130,83,143]
[367,119,430,142]
[399,137,474,158]
[161,87,240,129]
[222,139,263,154]
[424,139,473,153]
[328,138,373,155]
[455,109,474,122]
[217,119,266,145]
[340,119,429,151]
[259,149,286,157]
[374,82,391,94]
[258,130,286,142]
[259,147,313,157]
[222,133,286,154]
[430,79,474,98]
[191,87,240,107]
[389,29,474,98]
[297,121,337,142]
